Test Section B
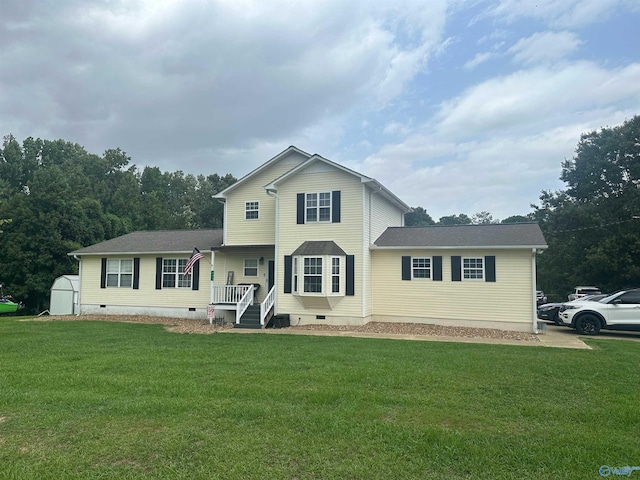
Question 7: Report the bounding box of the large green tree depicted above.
[533,116,640,300]
[0,135,236,312]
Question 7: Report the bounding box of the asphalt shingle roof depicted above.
[69,230,223,255]
[374,223,547,248]
[291,241,347,256]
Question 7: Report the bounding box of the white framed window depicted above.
[305,192,331,222]
[303,257,323,293]
[245,201,259,220]
[463,257,484,280]
[106,259,133,287]
[293,257,299,293]
[412,257,431,279]
[244,258,258,277]
[331,257,341,293]
[163,258,191,288]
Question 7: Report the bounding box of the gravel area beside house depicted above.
[29,314,540,342]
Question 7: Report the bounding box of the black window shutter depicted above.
[133,258,140,289]
[284,255,292,293]
[451,256,462,282]
[192,259,200,290]
[346,255,355,296]
[332,190,341,223]
[296,193,305,224]
[485,256,496,282]
[156,257,163,290]
[401,256,411,280]
[433,256,442,281]
[100,258,107,288]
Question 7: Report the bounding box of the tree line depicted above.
[0,135,236,312]
[1,115,639,310]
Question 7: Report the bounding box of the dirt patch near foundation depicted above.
[27,314,540,342]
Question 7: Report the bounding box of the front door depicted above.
[268,261,275,291]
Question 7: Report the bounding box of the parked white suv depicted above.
[558,289,640,335]
[567,286,601,301]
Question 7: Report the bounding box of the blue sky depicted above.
[1,0,639,221]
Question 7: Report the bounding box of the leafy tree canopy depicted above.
[0,135,236,312]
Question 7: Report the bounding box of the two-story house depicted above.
[70,146,547,333]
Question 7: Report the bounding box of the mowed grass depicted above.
[0,318,638,480]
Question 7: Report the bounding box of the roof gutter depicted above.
[370,244,549,250]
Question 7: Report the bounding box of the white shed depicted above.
[50,275,79,315]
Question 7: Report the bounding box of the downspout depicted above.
[210,249,215,305]
[266,188,279,313]
[365,185,384,319]
[531,248,538,334]
[217,198,227,245]
[73,254,81,316]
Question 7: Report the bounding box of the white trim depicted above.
[532,248,539,334]
[362,185,367,318]
[215,146,311,198]
[370,245,548,250]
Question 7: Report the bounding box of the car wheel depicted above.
[575,314,601,335]
[553,311,562,325]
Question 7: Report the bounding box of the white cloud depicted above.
[436,62,640,137]
[486,0,639,28]
[464,51,496,70]
[508,31,583,65]
[0,0,449,175]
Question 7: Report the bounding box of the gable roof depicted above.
[214,145,311,199]
[69,230,223,256]
[373,223,547,249]
[264,153,410,213]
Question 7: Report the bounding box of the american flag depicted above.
[183,247,204,276]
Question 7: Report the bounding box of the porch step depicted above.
[234,304,263,329]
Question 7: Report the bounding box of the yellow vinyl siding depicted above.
[372,249,534,325]
[225,152,306,245]
[80,255,210,308]
[276,168,364,319]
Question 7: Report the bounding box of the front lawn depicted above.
[0,317,638,479]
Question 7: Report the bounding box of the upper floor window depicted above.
[244,258,258,277]
[245,201,259,220]
[463,258,484,280]
[306,192,331,222]
[106,259,133,287]
[163,258,191,288]
[412,257,431,279]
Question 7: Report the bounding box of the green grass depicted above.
[0,317,638,479]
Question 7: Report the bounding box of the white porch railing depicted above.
[260,286,276,326]
[235,287,254,324]
[211,285,251,305]
[211,285,274,326]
